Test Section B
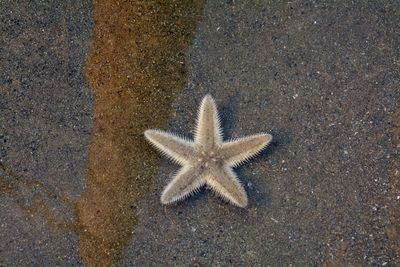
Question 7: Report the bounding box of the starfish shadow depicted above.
[235,129,293,207]
[231,164,272,207]
[261,128,292,158]
[165,187,208,210]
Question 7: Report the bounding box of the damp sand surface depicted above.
[1,1,400,266]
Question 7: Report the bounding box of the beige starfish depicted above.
[144,95,272,207]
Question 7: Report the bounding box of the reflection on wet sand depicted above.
[75,1,204,266]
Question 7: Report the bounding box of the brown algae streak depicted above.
[75,1,204,266]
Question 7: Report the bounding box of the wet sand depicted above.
[1,1,399,266]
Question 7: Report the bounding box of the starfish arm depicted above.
[194,95,223,149]
[144,129,195,165]
[161,166,206,204]
[220,133,272,167]
[207,166,248,208]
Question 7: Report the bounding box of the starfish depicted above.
[144,95,272,207]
